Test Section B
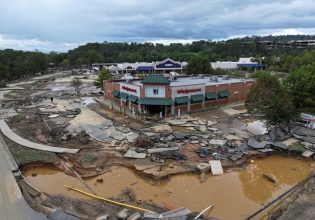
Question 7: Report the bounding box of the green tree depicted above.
[245,72,296,127]
[94,68,111,88]
[187,55,213,74]
[61,59,70,69]
[286,63,315,113]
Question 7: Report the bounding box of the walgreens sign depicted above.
[122,86,137,93]
[177,88,202,94]
[120,83,140,96]
[172,84,205,98]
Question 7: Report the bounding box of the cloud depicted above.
[0,0,315,51]
[0,34,80,52]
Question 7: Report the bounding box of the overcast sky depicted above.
[1,0,315,52]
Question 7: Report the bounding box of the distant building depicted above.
[92,58,187,75]
[103,74,254,116]
[211,57,266,70]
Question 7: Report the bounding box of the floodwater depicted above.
[24,156,314,220]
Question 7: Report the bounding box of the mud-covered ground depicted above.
[1,71,314,220]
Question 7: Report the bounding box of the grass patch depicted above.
[289,143,305,153]
[4,137,58,166]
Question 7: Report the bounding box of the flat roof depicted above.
[127,76,253,87]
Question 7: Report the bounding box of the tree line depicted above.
[1,35,315,82]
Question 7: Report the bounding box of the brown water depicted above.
[24,156,314,220]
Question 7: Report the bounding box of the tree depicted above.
[61,59,70,69]
[72,78,82,96]
[286,63,315,113]
[94,68,111,88]
[245,72,296,128]
[187,55,213,75]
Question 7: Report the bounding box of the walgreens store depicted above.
[104,75,254,116]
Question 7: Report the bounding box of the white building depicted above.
[211,57,259,70]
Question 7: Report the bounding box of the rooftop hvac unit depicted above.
[210,76,219,82]
[123,74,134,83]
[223,75,230,80]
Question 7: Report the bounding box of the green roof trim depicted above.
[138,98,173,106]
[218,90,229,98]
[175,96,189,105]
[191,94,204,103]
[111,90,120,97]
[118,92,129,99]
[127,95,138,103]
[205,92,218,100]
[142,75,170,84]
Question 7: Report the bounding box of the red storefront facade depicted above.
[104,75,254,116]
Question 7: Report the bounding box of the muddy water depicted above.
[24,156,314,220]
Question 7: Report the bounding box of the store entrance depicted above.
[145,105,165,116]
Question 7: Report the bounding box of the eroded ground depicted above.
[1,71,315,219]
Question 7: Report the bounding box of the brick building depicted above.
[103,75,254,116]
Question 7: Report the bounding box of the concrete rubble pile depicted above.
[123,115,315,164]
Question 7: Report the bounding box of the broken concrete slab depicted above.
[96,214,109,220]
[209,139,226,146]
[173,132,188,140]
[80,97,95,105]
[197,163,211,171]
[271,142,289,150]
[147,147,179,154]
[144,208,191,220]
[124,149,146,159]
[246,120,267,135]
[117,209,129,220]
[282,138,299,146]
[66,106,113,136]
[107,127,126,141]
[143,132,156,137]
[208,127,219,132]
[225,134,242,140]
[165,118,187,126]
[276,128,285,139]
[259,149,274,153]
[209,160,224,175]
[48,114,59,118]
[302,150,314,158]
[127,212,141,220]
[207,120,218,126]
[198,125,207,133]
[223,107,246,115]
[247,138,267,149]
[150,124,172,133]
[291,126,315,144]
[269,127,277,141]
[229,153,244,162]
[126,132,139,143]
[116,126,132,133]
[301,141,313,147]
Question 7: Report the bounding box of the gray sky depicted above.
[1,0,315,52]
